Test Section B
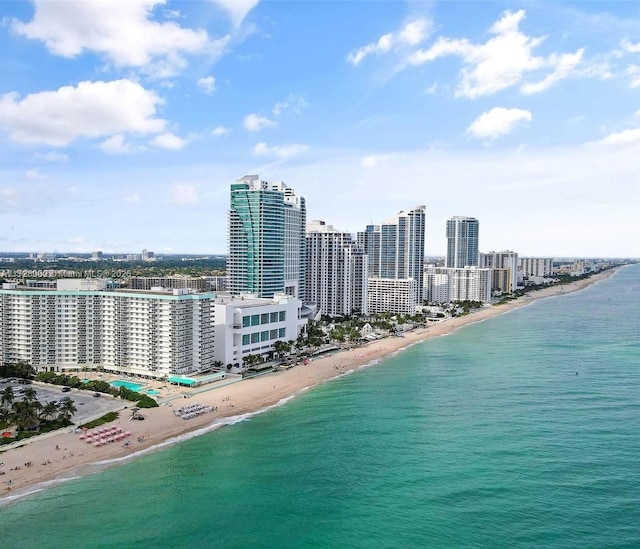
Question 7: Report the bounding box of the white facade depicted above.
[213,293,306,367]
[424,272,451,303]
[306,220,368,317]
[519,257,554,278]
[0,282,216,379]
[424,267,492,303]
[479,251,518,293]
[367,278,416,315]
[358,206,426,304]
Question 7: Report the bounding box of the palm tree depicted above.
[10,401,40,432]
[57,399,77,423]
[22,387,38,404]
[1,386,14,409]
[40,401,59,422]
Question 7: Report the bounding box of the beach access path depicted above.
[0,268,621,501]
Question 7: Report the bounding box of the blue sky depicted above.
[0,0,638,258]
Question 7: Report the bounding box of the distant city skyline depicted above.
[0,1,638,258]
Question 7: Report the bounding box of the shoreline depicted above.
[0,267,623,505]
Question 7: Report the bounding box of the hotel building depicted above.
[0,280,216,379]
[213,293,306,367]
[228,175,306,299]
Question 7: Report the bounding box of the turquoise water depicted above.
[1,266,639,548]
[110,380,144,392]
[146,389,159,395]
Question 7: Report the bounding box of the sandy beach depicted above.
[0,268,621,503]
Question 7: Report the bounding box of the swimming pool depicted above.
[111,380,144,392]
[146,389,159,395]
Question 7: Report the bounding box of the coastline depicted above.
[0,267,622,505]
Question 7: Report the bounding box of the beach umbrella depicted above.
[79,435,85,440]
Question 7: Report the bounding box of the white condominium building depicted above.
[518,257,554,278]
[424,267,492,303]
[0,280,216,379]
[213,293,306,367]
[479,251,518,293]
[358,206,426,307]
[367,278,416,315]
[306,220,368,317]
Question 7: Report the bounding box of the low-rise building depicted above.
[213,293,306,368]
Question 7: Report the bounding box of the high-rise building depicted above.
[446,216,479,268]
[0,280,216,378]
[424,266,492,303]
[358,206,426,305]
[306,220,368,317]
[228,175,306,299]
[479,250,518,293]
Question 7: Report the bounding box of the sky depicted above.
[0,0,638,258]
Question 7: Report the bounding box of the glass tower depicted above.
[446,216,479,268]
[228,175,305,299]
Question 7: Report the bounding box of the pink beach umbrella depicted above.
[79,435,85,440]
[94,442,100,447]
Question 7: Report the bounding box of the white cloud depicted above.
[12,0,215,77]
[198,75,216,94]
[151,133,188,150]
[599,128,640,146]
[243,113,276,132]
[361,155,388,169]
[0,79,166,146]
[272,95,310,116]
[25,169,46,180]
[212,126,231,136]
[521,49,584,94]
[625,64,640,88]
[35,151,68,163]
[348,18,431,65]
[467,107,532,139]
[211,0,259,27]
[398,20,430,46]
[252,142,308,159]
[100,134,132,155]
[169,183,199,204]
[408,9,585,98]
[621,40,640,53]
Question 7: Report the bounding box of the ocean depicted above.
[1,265,639,548]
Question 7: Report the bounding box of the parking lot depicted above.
[0,378,124,424]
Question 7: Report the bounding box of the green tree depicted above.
[1,386,14,409]
[57,398,77,423]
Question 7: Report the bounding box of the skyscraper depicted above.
[228,175,306,299]
[306,220,368,316]
[446,216,479,268]
[358,206,426,305]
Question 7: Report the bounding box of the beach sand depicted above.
[0,268,621,502]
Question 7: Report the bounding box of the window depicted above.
[270,329,277,339]
[242,316,250,328]
[279,311,286,321]
[251,314,260,326]
[278,328,286,338]
[251,333,260,344]
[261,313,269,324]
[270,312,278,323]
[261,331,269,342]
[242,334,250,345]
